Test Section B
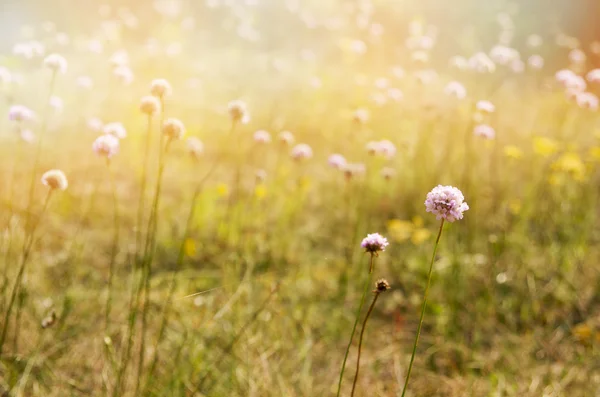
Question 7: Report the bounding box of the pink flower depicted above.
[253,130,271,144]
[474,124,496,139]
[328,154,347,169]
[93,134,120,158]
[291,143,313,161]
[361,233,389,254]
[425,185,469,222]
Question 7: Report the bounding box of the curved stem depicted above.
[336,253,374,397]
[0,190,53,355]
[104,160,120,332]
[400,219,444,397]
[135,115,153,256]
[143,157,222,394]
[350,292,380,397]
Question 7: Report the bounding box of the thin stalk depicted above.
[350,291,380,397]
[135,115,153,256]
[24,71,56,237]
[400,219,445,397]
[0,190,53,355]
[134,135,171,396]
[143,158,222,393]
[104,159,120,332]
[336,253,374,397]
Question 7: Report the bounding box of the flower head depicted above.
[43,53,67,74]
[163,118,185,140]
[444,81,467,99]
[342,163,366,180]
[228,100,250,124]
[187,137,203,158]
[93,134,120,158]
[103,122,127,139]
[528,55,544,70]
[8,105,35,122]
[41,169,68,191]
[291,143,313,161]
[425,185,469,222]
[253,130,271,144]
[150,78,172,98]
[140,95,161,115]
[328,154,347,169]
[278,131,295,145]
[474,124,496,139]
[113,65,134,85]
[476,100,495,114]
[361,233,389,254]
[87,117,104,133]
[576,92,599,110]
[374,279,391,293]
[353,108,370,124]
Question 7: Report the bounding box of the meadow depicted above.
[0,1,599,396]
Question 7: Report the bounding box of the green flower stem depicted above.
[401,219,445,397]
[336,253,374,397]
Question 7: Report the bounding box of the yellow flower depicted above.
[387,219,413,242]
[548,172,564,186]
[504,145,523,160]
[216,183,229,197]
[183,238,197,257]
[412,215,424,228]
[411,228,431,245]
[508,199,521,215]
[255,185,267,199]
[552,152,586,181]
[299,176,311,190]
[589,146,600,161]
[533,137,559,157]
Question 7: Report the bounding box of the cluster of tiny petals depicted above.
[187,137,203,158]
[328,153,347,169]
[103,122,127,139]
[228,100,250,124]
[361,233,389,253]
[444,81,467,99]
[425,185,469,222]
[476,100,495,114]
[353,108,370,124]
[366,140,396,158]
[41,169,68,191]
[163,118,186,140]
[253,130,271,143]
[113,65,134,85]
[576,92,599,110]
[474,124,496,139]
[278,131,295,145]
[150,78,172,98]
[140,95,161,115]
[291,143,313,161]
[43,53,67,74]
[528,55,544,70]
[8,105,35,122]
[92,134,120,158]
[586,69,600,83]
[342,162,366,179]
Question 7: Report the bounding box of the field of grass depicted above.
[1,1,600,396]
